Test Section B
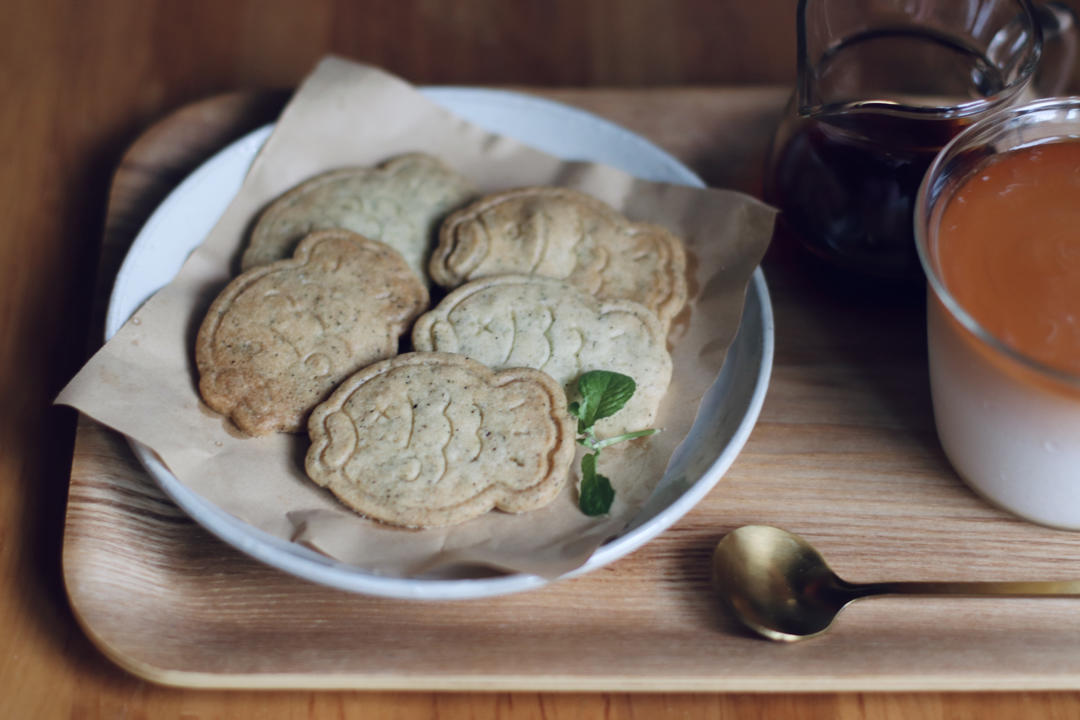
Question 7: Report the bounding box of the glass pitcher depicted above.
[766,0,1077,283]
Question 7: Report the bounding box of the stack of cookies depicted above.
[195,154,688,528]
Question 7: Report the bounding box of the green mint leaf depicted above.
[577,370,636,426]
[578,453,615,516]
[590,427,659,451]
[567,401,582,419]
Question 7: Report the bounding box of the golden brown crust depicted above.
[242,153,476,284]
[412,274,672,437]
[305,352,576,528]
[196,229,428,436]
[429,186,688,330]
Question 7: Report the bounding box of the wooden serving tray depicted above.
[64,88,1080,691]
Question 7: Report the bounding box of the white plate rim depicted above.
[106,88,774,600]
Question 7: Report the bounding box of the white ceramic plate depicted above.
[106,88,774,600]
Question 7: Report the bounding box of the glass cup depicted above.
[768,0,1077,284]
[915,98,1080,528]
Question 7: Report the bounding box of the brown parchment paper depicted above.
[58,57,775,580]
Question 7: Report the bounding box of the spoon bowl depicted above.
[712,525,851,641]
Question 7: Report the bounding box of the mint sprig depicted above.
[569,370,659,516]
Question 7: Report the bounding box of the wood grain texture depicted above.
[7,0,1080,716]
[62,87,1080,696]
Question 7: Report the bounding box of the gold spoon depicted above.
[712,524,1080,642]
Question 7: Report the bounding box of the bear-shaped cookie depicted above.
[429,187,687,330]
[305,352,576,528]
[197,229,428,435]
[242,153,476,285]
[413,274,671,437]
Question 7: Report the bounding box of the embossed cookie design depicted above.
[412,275,672,436]
[241,153,476,284]
[305,352,576,528]
[197,229,428,436]
[429,187,688,330]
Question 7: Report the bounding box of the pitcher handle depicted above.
[1034,1,1078,96]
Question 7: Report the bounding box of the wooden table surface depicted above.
[9,2,1080,718]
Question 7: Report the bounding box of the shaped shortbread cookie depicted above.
[412,275,672,436]
[305,352,576,528]
[429,187,687,330]
[197,229,428,436]
[241,153,476,284]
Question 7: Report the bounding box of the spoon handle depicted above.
[849,580,1080,598]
